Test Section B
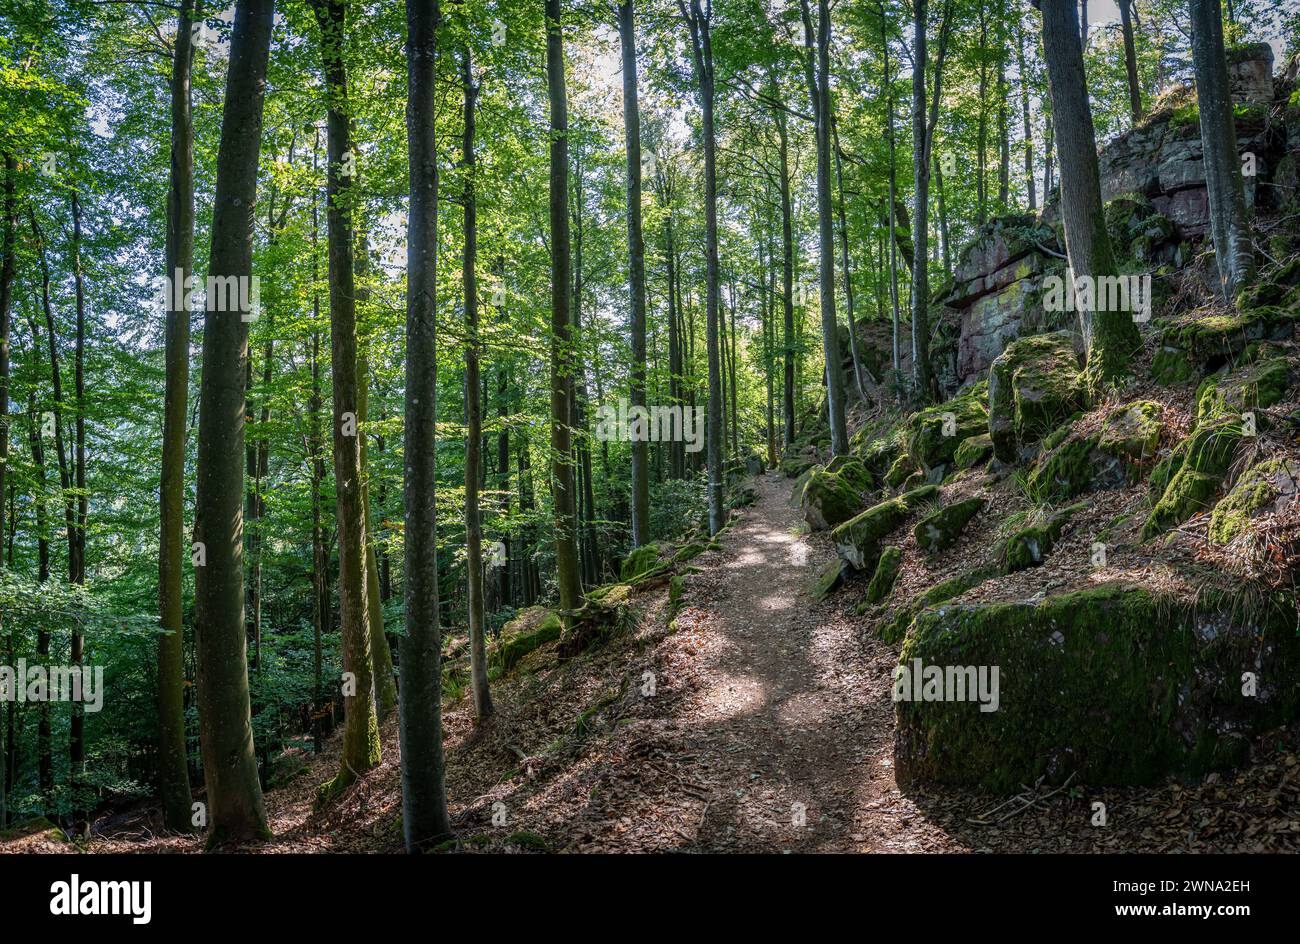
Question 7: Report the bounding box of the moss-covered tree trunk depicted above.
[0,152,15,829]
[312,0,380,802]
[1039,0,1140,394]
[192,0,274,846]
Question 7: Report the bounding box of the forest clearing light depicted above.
[594,398,704,452]
[0,661,105,712]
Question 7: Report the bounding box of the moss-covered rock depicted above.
[1142,407,1247,540]
[880,567,997,644]
[1152,305,1296,384]
[672,542,707,565]
[855,430,905,476]
[894,584,1300,789]
[619,543,661,582]
[996,502,1088,573]
[1097,399,1164,477]
[865,545,903,604]
[1207,458,1300,544]
[905,385,989,472]
[811,558,851,601]
[914,497,987,555]
[832,484,938,571]
[1026,433,1117,502]
[987,332,1081,463]
[493,607,563,672]
[779,453,817,478]
[884,452,916,489]
[954,433,994,470]
[826,454,873,492]
[801,468,865,531]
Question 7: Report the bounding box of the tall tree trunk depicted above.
[774,103,796,448]
[800,0,849,454]
[1189,0,1253,299]
[157,0,195,832]
[546,0,584,622]
[976,6,989,225]
[909,0,952,401]
[354,236,397,716]
[192,0,274,846]
[832,116,868,397]
[620,0,651,546]
[400,0,453,851]
[26,389,52,798]
[881,16,901,382]
[461,45,493,721]
[313,0,380,802]
[1119,0,1143,124]
[1018,20,1037,210]
[68,191,88,830]
[1039,0,1140,393]
[997,6,1011,209]
[0,153,13,830]
[682,0,725,533]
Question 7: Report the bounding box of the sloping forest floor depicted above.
[4,468,1299,854]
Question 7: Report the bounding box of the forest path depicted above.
[642,471,958,852]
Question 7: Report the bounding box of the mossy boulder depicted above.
[826,454,873,492]
[1026,433,1124,502]
[1142,407,1247,539]
[1097,399,1164,476]
[801,468,865,531]
[1207,458,1300,544]
[905,386,989,472]
[987,332,1081,463]
[832,484,939,571]
[996,501,1088,573]
[493,607,563,672]
[619,543,661,582]
[884,452,916,489]
[779,453,817,478]
[953,433,994,470]
[855,431,905,476]
[894,584,1300,789]
[672,542,707,565]
[913,497,986,555]
[865,545,903,604]
[881,567,996,644]
[811,558,852,601]
[1152,306,1296,384]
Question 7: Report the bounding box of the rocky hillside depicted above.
[790,47,1300,792]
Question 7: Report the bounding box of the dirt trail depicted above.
[639,471,959,852]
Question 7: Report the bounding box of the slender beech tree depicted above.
[620,0,651,546]
[547,0,584,618]
[1038,0,1140,393]
[680,0,725,534]
[800,0,848,454]
[192,0,274,845]
[401,0,453,851]
[157,0,196,832]
[461,44,492,720]
[0,153,14,829]
[1189,0,1254,299]
[908,0,952,402]
[1119,0,1143,123]
[312,0,381,801]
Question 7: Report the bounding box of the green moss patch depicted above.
[894,584,1300,790]
[914,497,987,555]
[988,332,1081,463]
[865,546,903,604]
[1208,458,1300,544]
[801,468,866,531]
[832,483,938,571]
[954,433,994,470]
